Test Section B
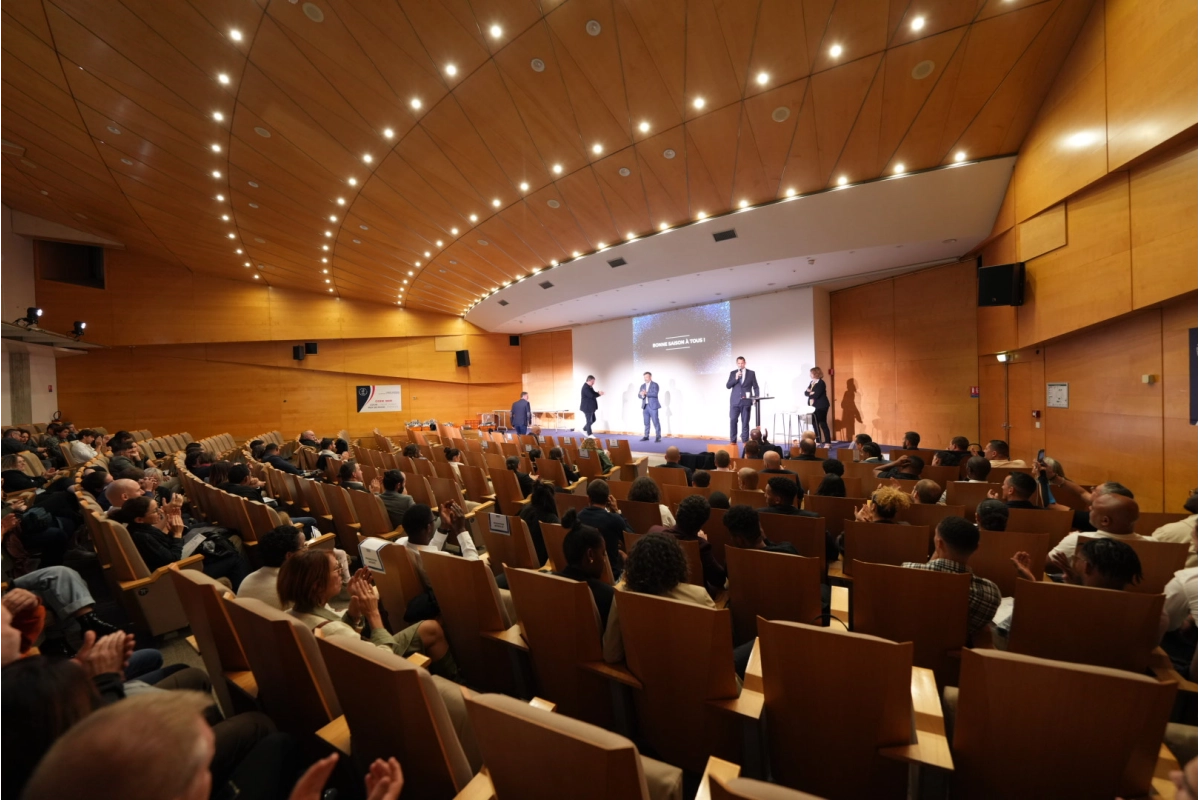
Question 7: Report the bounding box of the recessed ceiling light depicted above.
[598,242,607,249]
[837,176,848,186]
[626,232,635,239]
[360,224,368,230]
[450,227,458,234]
[348,177,357,186]
[785,188,796,197]
[229,29,242,41]
[222,214,230,221]
[693,97,706,109]
[894,163,905,174]
[738,199,749,208]
[248,181,259,188]
[403,279,408,284]
[519,182,529,191]
[411,96,422,110]
[253,274,259,279]
[329,215,337,222]
[492,198,501,207]
[237,250,244,255]
[244,261,251,266]
[321,257,328,263]
[469,214,478,222]
[696,211,707,219]
[325,231,333,237]
[216,194,225,201]
[436,240,443,247]
[829,44,843,57]
[328,288,333,292]
[954,151,966,162]
[755,72,769,85]
[212,170,221,178]
[424,251,431,257]
[218,73,230,85]
[490,24,502,38]
[213,112,224,121]
[572,251,581,257]
[323,268,329,273]
[659,222,668,231]
[414,261,421,266]
[551,260,558,266]
[911,16,925,30]
[383,129,394,139]
[638,121,650,133]
[322,245,329,251]
[227,232,236,239]
[325,278,331,284]
[408,270,414,276]
[446,64,457,76]
[362,154,372,163]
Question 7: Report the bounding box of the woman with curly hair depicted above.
[627,476,675,527]
[602,532,713,662]
[854,485,912,523]
[580,437,613,472]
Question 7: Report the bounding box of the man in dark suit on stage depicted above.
[639,371,661,442]
[580,375,603,435]
[726,356,760,444]
[511,391,533,435]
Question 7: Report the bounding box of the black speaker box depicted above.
[304,342,319,354]
[978,262,1026,307]
[455,349,471,367]
[292,345,305,361]
[509,335,520,346]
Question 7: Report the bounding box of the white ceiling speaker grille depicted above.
[585,20,601,36]
[254,127,271,137]
[911,60,935,80]
[530,58,545,72]
[546,199,560,208]
[302,3,324,22]
[771,106,790,123]
[663,149,676,159]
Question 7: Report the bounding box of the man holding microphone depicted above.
[726,356,759,444]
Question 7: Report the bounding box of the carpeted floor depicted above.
[536,427,861,457]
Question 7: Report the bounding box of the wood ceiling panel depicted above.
[620,0,687,116]
[328,0,447,111]
[494,201,573,264]
[420,97,517,213]
[397,0,491,81]
[682,126,726,217]
[546,166,619,246]
[1,94,110,183]
[683,0,744,118]
[395,126,488,222]
[473,216,546,270]
[876,27,967,172]
[888,0,983,47]
[74,105,215,196]
[634,126,691,223]
[832,64,886,183]
[729,108,773,207]
[810,52,883,183]
[811,0,889,73]
[591,149,653,239]
[777,84,822,195]
[713,0,763,96]
[686,103,744,209]
[747,0,812,93]
[3,3,55,47]
[1,32,79,120]
[545,0,630,130]
[470,0,545,53]
[742,78,808,196]
[611,0,683,132]
[519,184,594,255]
[353,176,445,252]
[371,154,465,244]
[977,0,1056,21]
[551,31,633,162]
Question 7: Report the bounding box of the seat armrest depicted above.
[119,554,204,592]
[481,624,529,651]
[405,652,432,669]
[743,637,763,694]
[581,660,644,689]
[696,756,742,800]
[315,715,351,756]
[453,772,496,800]
[1151,647,1198,693]
[708,689,764,721]
[305,533,337,550]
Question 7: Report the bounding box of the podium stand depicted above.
[750,395,774,429]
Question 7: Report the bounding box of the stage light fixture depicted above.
[72,321,87,337]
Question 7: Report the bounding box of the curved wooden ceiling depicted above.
[2,0,1093,316]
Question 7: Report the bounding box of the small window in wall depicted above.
[34,240,105,289]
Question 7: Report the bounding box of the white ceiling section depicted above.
[466,157,1014,333]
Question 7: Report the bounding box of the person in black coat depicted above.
[805,367,832,443]
[580,376,603,436]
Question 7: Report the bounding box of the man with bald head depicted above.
[761,450,799,484]
[1045,492,1149,573]
[658,445,693,486]
[103,478,144,516]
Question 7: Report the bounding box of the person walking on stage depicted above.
[511,391,533,435]
[580,376,603,436]
[639,372,661,442]
[726,356,759,444]
[806,366,832,444]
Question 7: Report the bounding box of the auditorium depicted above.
[1,1,1196,797]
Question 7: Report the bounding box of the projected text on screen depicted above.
[633,302,731,375]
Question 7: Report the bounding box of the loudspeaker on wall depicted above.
[509,335,520,346]
[455,349,471,367]
[977,263,1025,307]
[304,342,319,354]
[292,345,305,361]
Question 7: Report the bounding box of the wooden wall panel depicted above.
[1016,172,1132,347]
[1130,144,1198,309]
[1104,0,1198,170]
[1161,295,1199,507]
[519,329,575,420]
[1017,203,1066,261]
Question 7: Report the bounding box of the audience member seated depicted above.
[220,464,265,503]
[1051,478,1135,532]
[399,502,480,592]
[724,504,800,556]
[518,480,558,566]
[580,437,614,471]
[6,507,72,570]
[2,428,33,457]
[712,450,735,472]
[1045,493,1148,573]
[237,526,303,609]
[976,499,1009,531]
[4,566,121,654]
[106,439,148,476]
[912,479,943,505]
[603,532,714,663]
[846,486,911,548]
[552,520,615,630]
[402,443,422,460]
[379,469,413,528]
[853,433,873,459]
[761,450,798,480]
[991,471,1041,509]
[260,443,303,476]
[816,474,847,497]
[79,468,113,509]
[1016,538,1143,592]
[742,440,762,460]
[793,439,820,461]
[651,494,724,595]
[659,446,693,485]
[822,457,845,476]
[860,442,885,463]
[875,454,923,481]
[707,491,730,510]
[184,449,213,480]
[691,470,711,488]
[628,477,675,527]
[985,439,1027,468]
[546,448,578,484]
[2,454,48,490]
[280,547,457,680]
[757,476,815,517]
[737,468,759,491]
[206,460,233,488]
[298,430,320,448]
[339,460,367,492]
[113,496,249,590]
[903,516,1000,646]
[506,455,534,498]
[102,479,142,516]
[577,480,633,580]
[939,456,993,502]
[1152,491,1198,568]
[68,430,100,463]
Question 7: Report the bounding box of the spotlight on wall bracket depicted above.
[995,352,1010,363]
[72,321,87,338]
[16,307,43,328]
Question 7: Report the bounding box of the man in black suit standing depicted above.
[580,375,603,436]
[726,356,759,444]
[511,392,533,435]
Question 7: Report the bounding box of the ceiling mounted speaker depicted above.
[539,280,554,289]
[771,106,790,122]
[586,20,602,36]
[911,60,935,80]
[530,58,546,72]
[302,2,324,22]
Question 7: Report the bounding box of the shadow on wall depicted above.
[838,378,862,441]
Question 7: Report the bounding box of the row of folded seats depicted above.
[108,432,1184,799]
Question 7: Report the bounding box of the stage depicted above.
[533,428,861,458]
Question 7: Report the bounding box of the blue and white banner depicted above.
[356,384,402,413]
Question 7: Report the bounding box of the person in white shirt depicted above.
[236,526,304,609]
[1046,493,1149,572]
[1152,492,1199,568]
[68,429,100,463]
[939,456,993,503]
[984,439,1027,469]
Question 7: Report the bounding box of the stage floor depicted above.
[536,428,860,457]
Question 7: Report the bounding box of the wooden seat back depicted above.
[649,466,689,487]
[1076,535,1189,594]
[421,551,515,693]
[852,560,971,685]
[1133,511,1190,536]
[801,496,864,536]
[725,547,823,644]
[895,503,965,530]
[919,465,960,487]
[972,530,1048,597]
[540,521,615,583]
[464,691,661,799]
[841,521,931,577]
[618,499,664,534]
[613,591,741,773]
[503,568,613,727]
[801,475,862,497]
[223,596,341,735]
[574,448,609,479]
[607,480,632,500]
[664,483,707,514]
[480,515,540,571]
[370,540,426,628]
[319,483,361,552]
[459,464,492,504]
[1007,580,1165,672]
[707,470,736,492]
[945,482,1004,511]
[488,468,527,515]
[170,568,254,717]
[316,634,475,797]
[730,489,767,508]
[952,649,1177,799]
[1005,508,1073,546]
[704,507,733,566]
[537,458,572,489]
[554,493,590,517]
[348,490,395,538]
[605,439,638,467]
[757,514,828,562]
[757,619,913,798]
[427,475,466,508]
[402,472,435,506]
